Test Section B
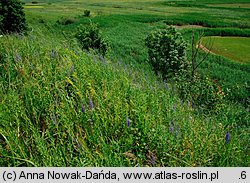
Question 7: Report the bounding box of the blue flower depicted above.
[150,153,156,165]
[225,132,230,144]
[89,98,94,109]
[15,52,22,62]
[169,124,174,133]
[51,49,55,57]
[126,117,131,127]
[81,104,85,112]
[192,101,195,109]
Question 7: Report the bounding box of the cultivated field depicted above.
[201,36,250,64]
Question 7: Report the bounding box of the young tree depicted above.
[145,26,188,78]
[0,0,27,33]
[75,22,108,56]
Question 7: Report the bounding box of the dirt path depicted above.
[173,25,206,30]
[196,44,216,55]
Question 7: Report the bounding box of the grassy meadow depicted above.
[0,0,249,166]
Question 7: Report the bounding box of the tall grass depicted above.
[0,26,248,166]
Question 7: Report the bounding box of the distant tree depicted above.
[0,0,27,33]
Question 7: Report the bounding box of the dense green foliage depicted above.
[75,23,108,56]
[176,74,225,112]
[145,26,187,78]
[145,27,226,111]
[0,0,27,33]
[83,10,90,17]
[198,54,250,108]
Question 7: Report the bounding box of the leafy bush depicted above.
[83,10,91,17]
[145,27,225,111]
[145,26,188,78]
[0,0,27,33]
[75,23,108,55]
[176,74,225,112]
[56,17,77,25]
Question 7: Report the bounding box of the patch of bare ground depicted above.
[196,44,215,54]
[173,25,206,30]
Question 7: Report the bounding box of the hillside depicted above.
[0,0,249,166]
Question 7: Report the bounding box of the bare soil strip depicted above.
[173,25,206,30]
[196,44,215,54]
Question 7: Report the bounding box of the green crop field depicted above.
[0,0,249,167]
[201,36,250,64]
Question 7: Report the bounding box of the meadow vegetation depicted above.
[0,0,249,166]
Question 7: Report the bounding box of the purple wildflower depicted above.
[51,49,55,57]
[89,98,94,109]
[126,117,131,127]
[15,52,22,62]
[81,104,85,112]
[150,153,156,165]
[169,124,174,133]
[192,101,195,109]
[225,132,230,144]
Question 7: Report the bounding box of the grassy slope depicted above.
[0,0,249,166]
[1,30,247,166]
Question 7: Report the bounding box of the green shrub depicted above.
[145,26,188,78]
[0,0,27,33]
[83,10,91,17]
[56,17,77,25]
[176,74,225,111]
[75,23,108,55]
